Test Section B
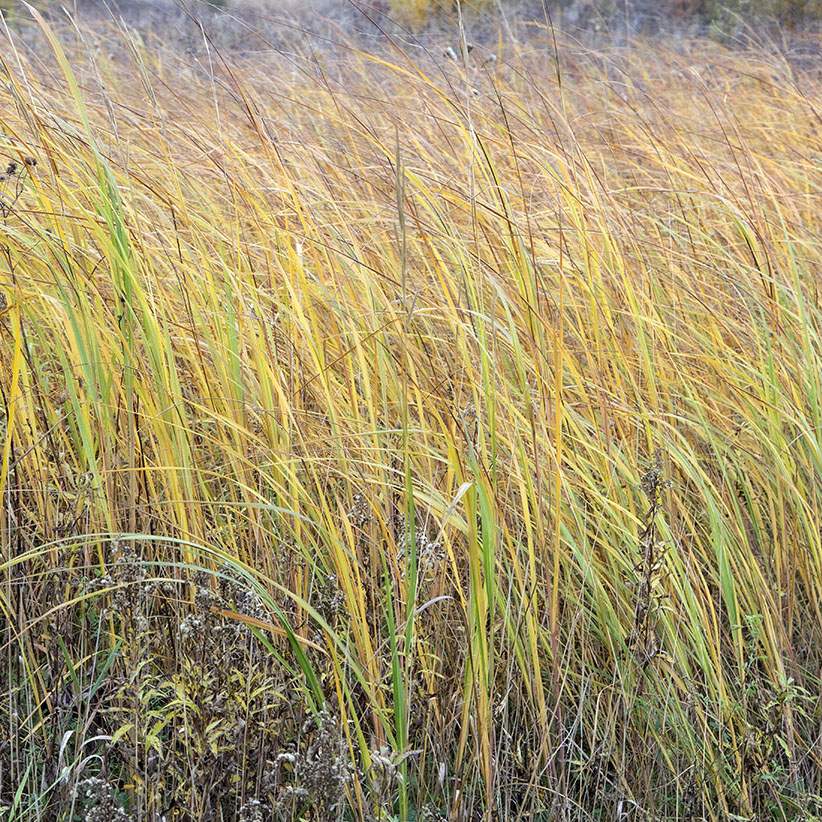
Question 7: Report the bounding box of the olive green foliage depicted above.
[699,0,822,29]
[389,0,494,28]
[390,0,822,29]
[670,0,822,27]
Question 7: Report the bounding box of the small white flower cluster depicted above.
[178,613,205,641]
[347,492,372,527]
[397,521,445,578]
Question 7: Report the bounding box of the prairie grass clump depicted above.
[2,6,822,821]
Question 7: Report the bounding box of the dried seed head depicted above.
[72,776,131,822]
[194,572,220,615]
[640,448,666,497]
[368,745,403,795]
[178,613,204,641]
[5,161,17,175]
[238,799,266,822]
[275,708,355,814]
[23,155,37,167]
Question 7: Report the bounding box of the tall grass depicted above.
[1,8,822,820]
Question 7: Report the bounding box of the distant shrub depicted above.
[391,0,822,28]
[668,0,822,27]
[389,0,494,28]
[0,0,41,24]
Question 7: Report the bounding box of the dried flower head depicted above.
[274,708,356,816]
[238,799,266,822]
[315,572,346,625]
[347,492,371,526]
[216,563,272,623]
[72,776,131,822]
[368,745,404,797]
[640,447,672,500]
[178,613,205,641]
[193,570,221,615]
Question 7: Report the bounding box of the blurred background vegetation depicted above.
[3,0,822,36]
[385,0,822,30]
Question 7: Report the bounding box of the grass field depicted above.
[1,6,822,820]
